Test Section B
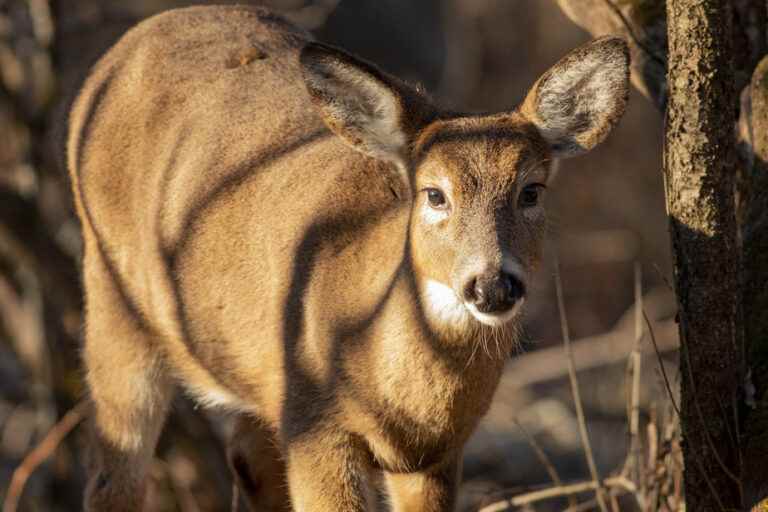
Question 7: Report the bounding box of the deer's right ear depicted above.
[300,42,413,163]
[520,36,630,159]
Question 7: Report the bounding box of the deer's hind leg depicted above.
[228,415,290,511]
[81,243,174,512]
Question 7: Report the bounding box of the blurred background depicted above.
[0,0,680,510]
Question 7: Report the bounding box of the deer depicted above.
[66,5,629,511]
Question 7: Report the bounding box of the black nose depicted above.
[465,272,525,313]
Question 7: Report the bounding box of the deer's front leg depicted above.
[385,455,461,512]
[285,430,373,512]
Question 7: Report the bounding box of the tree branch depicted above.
[2,401,89,512]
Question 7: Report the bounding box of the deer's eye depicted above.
[425,188,448,209]
[519,183,545,208]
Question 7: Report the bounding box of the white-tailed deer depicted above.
[67,5,628,511]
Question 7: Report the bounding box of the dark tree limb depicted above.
[738,55,768,509]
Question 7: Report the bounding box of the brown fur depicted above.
[67,6,628,511]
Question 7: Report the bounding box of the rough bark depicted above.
[664,2,742,510]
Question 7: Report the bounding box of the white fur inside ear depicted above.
[360,82,407,157]
[527,38,629,157]
[423,279,470,325]
[537,53,619,148]
[302,55,406,161]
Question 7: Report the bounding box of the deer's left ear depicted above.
[300,42,424,164]
[520,36,630,158]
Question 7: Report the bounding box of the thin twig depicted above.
[650,318,725,511]
[643,310,680,416]
[477,475,636,512]
[644,310,725,509]
[624,263,645,508]
[564,498,599,512]
[554,261,609,512]
[609,491,621,512]
[646,413,658,491]
[513,419,577,508]
[651,262,675,292]
[2,401,89,512]
[564,483,637,512]
[714,392,740,469]
[231,483,239,512]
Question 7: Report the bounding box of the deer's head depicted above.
[300,37,629,332]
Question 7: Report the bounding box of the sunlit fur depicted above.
[68,6,629,511]
[408,115,548,354]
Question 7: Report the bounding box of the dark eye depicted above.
[519,184,545,208]
[426,188,448,209]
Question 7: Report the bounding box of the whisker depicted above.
[465,335,482,370]
[494,326,503,361]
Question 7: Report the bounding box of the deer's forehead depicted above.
[416,116,548,178]
[417,134,545,197]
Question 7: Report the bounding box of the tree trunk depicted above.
[665,2,742,510]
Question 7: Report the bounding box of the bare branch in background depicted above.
[2,401,89,512]
[555,261,609,512]
[477,475,636,512]
[501,309,678,392]
[622,263,645,509]
[512,418,577,508]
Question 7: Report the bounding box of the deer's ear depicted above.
[300,42,414,163]
[521,36,630,158]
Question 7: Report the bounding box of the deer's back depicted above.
[68,4,410,404]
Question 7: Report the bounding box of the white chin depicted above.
[466,300,524,327]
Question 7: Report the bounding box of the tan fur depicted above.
[67,6,629,511]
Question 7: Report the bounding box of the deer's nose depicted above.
[464,272,525,313]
